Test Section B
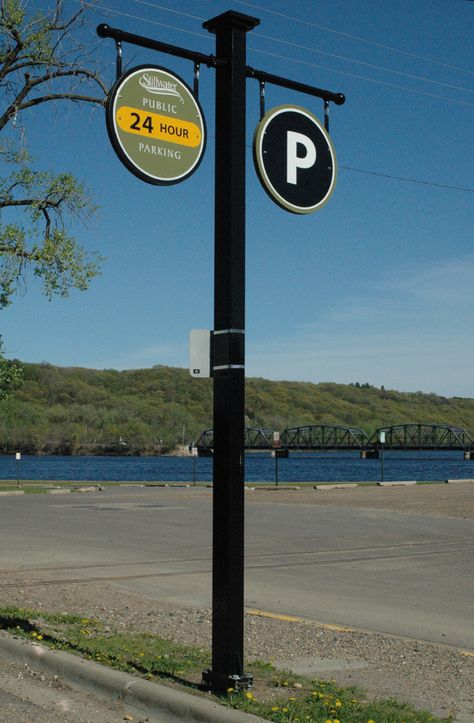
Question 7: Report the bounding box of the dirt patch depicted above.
[0,576,472,722]
[246,481,474,519]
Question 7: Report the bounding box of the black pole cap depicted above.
[203,10,259,34]
[96,23,111,38]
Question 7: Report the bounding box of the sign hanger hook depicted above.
[324,99,329,133]
[259,80,266,120]
[115,40,123,80]
[194,61,201,98]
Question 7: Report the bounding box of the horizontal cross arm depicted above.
[97,24,219,68]
[247,66,345,105]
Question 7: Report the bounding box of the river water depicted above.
[0,451,472,484]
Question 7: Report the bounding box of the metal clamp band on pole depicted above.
[212,329,245,373]
[213,329,245,335]
[213,364,245,371]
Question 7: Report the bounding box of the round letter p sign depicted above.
[253,105,337,214]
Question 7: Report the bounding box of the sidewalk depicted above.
[0,634,264,723]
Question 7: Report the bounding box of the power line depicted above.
[123,0,474,95]
[83,2,474,106]
[236,140,474,193]
[234,0,474,77]
[253,31,474,95]
[81,0,212,41]
[340,166,474,193]
[129,0,204,23]
[248,46,474,108]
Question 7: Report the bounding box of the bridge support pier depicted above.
[464,451,472,460]
[361,449,379,459]
[272,448,289,458]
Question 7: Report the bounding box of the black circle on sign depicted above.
[253,105,336,214]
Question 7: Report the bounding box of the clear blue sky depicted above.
[2,0,473,397]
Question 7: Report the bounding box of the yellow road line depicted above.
[246,608,353,632]
[246,608,474,656]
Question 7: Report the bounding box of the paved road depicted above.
[0,485,472,649]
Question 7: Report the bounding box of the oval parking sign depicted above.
[106,65,206,185]
[253,105,337,214]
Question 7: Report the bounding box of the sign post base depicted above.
[202,670,253,694]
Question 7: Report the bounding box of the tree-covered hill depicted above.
[0,362,473,455]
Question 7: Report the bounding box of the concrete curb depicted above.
[377,480,417,486]
[446,478,474,484]
[314,484,359,490]
[0,635,264,723]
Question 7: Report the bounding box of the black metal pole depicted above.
[96,11,344,696]
[201,10,259,693]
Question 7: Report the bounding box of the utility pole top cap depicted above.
[203,10,260,34]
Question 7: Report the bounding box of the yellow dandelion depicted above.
[227,687,234,694]
[288,696,296,701]
[271,706,280,712]
[37,635,43,640]
[245,691,254,700]
[335,700,342,707]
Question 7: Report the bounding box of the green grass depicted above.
[0,606,451,722]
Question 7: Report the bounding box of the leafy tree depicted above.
[0,1,108,392]
[0,0,107,305]
[0,337,21,399]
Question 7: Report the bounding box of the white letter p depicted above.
[286,131,316,185]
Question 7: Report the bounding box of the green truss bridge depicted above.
[194,423,473,458]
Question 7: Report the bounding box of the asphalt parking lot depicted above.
[0,482,472,648]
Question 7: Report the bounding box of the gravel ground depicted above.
[0,483,473,722]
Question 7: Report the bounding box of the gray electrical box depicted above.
[189,329,212,378]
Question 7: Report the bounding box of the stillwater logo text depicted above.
[139,73,184,103]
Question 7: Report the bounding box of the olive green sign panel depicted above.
[106,65,206,185]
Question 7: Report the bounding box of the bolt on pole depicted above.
[201,10,259,693]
